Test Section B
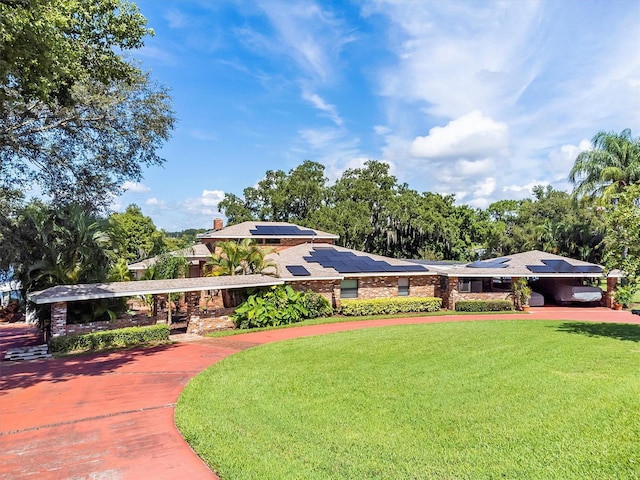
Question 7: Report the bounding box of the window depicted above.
[340,279,358,299]
[458,278,482,293]
[398,277,409,296]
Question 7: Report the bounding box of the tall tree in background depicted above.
[0,0,175,210]
[109,204,168,262]
[569,129,640,199]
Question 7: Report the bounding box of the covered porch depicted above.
[28,275,284,338]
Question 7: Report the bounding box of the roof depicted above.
[269,243,436,281]
[28,275,283,305]
[197,221,339,240]
[425,250,604,278]
[128,243,211,271]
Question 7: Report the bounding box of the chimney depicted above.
[213,218,224,231]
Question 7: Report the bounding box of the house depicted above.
[28,220,614,339]
[423,250,609,309]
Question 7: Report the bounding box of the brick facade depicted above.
[290,279,340,307]
[443,276,512,310]
[51,302,68,337]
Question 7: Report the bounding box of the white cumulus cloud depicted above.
[410,110,509,159]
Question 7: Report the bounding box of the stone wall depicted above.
[62,315,159,336]
[186,314,235,335]
[353,275,440,300]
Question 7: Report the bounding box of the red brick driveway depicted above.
[1,308,638,479]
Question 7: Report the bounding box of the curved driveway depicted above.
[1,308,639,479]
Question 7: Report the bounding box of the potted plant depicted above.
[512,278,532,312]
[613,285,633,310]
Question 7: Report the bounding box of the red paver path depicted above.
[1,308,639,479]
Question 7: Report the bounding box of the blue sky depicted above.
[114,0,640,231]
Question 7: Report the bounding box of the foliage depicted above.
[613,285,634,308]
[299,290,333,318]
[177,321,640,479]
[109,204,169,262]
[602,184,640,298]
[511,277,532,310]
[232,285,315,329]
[108,258,133,282]
[1,1,175,210]
[569,129,640,199]
[339,297,442,316]
[49,324,170,354]
[454,300,514,312]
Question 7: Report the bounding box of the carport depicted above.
[28,275,284,337]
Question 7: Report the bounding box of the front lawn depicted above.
[176,320,640,479]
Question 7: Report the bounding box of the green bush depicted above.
[232,286,333,329]
[49,324,170,353]
[300,290,333,318]
[339,297,442,316]
[454,300,514,312]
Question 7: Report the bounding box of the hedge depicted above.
[49,324,171,354]
[339,297,442,316]
[454,300,514,312]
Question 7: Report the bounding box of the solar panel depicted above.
[526,265,557,273]
[575,265,603,274]
[286,265,311,276]
[542,259,576,273]
[468,257,510,269]
[303,247,428,273]
[250,225,317,236]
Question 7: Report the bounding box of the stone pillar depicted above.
[153,294,167,321]
[332,281,341,310]
[446,276,458,310]
[51,301,68,337]
[186,291,201,322]
[606,277,618,308]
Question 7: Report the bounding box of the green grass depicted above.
[176,320,640,479]
[204,309,522,338]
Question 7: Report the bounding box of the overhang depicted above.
[28,275,284,305]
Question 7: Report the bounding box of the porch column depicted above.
[153,293,168,323]
[51,301,68,337]
[606,277,618,308]
[447,276,458,310]
[186,291,201,323]
[332,281,341,310]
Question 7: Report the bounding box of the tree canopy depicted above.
[0,0,175,210]
[569,129,640,199]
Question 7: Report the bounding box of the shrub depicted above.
[454,300,514,312]
[300,290,333,318]
[232,286,333,329]
[49,324,170,353]
[339,297,441,316]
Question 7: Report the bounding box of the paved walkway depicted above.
[1,308,639,479]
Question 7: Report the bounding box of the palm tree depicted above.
[569,129,640,199]
[206,239,277,307]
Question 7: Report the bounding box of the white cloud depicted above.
[145,197,167,208]
[455,158,495,178]
[472,177,496,197]
[547,140,591,180]
[503,180,549,194]
[164,9,187,29]
[302,90,343,126]
[122,181,151,193]
[247,1,355,84]
[410,111,509,159]
[181,189,225,219]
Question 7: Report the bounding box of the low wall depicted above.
[186,315,234,334]
[63,316,159,336]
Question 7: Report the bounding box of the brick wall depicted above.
[289,279,339,307]
[51,302,67,337]
[352,275,439,300]
[443,275,512,309]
